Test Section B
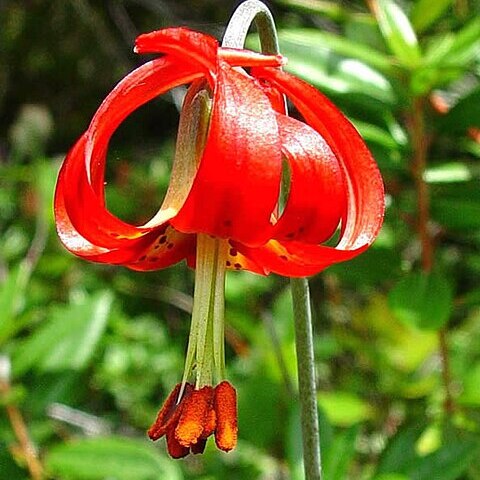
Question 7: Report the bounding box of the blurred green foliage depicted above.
[1,0,480,479]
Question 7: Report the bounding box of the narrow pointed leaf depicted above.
[373,0,422,68]
[45,437,183,480]
[277,29,394,74]
[13,292,113,376]
[323,425,359,480]
[411,0,454,33]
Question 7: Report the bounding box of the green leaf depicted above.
[432,17,480,66]
[373,0,422,68]
[374,475,410,480]
[0,161,57,345]
[238,374,283,450]
[352,119,401,150]
[424,162,473,183]
[317,392,373,426]
[13,292,113,376]
[276,0,346,20]
[388,271,453,330]
[407,440,479,480]
[0,266,24,343]
[411,0,454,33]
[323,426,359,480]
[45,437,182,480]
[27,372,84,416]
[277,29,393,74]
[416,424,442,456]
[378,426,479,479]
[262,31,397,110]
[414,18,480,93]
[359,294,438,375]
[459,362,480,406]
[432,198,480,230]
[438,86,480,134]
[286,404,307,480]
[286,401,334,480]
[410,65,463,95]
[378,426,423,474]
[0,442,27,479]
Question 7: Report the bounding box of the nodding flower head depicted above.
[54,26,384,458]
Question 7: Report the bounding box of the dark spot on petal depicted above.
[279,255,288,261]
[229,248,237,257]
[159,235,167,244]
[150,256,159,262]
[286,232,295,239]
[234,263,242,270]
[167,243,174,249]
[154,244,160,249]
[298,226,305,233]
[226,261,231,267]
[139,255,147,261]
[109,232,120,238]
[223,220,232,227]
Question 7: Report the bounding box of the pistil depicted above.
[181,233,228,390]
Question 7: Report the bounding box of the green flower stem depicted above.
[291,278,322,480]
[224,2,322,479]
[222,0,279,53]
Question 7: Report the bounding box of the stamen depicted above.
[214,381,238,452]
[166,427,190,459]
[148,381,236,457]
[148,383,193,440]
[190,437,208,455]
[202,407,217,438]
[175,386,214,447]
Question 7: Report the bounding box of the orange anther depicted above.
[148,383,193,440]
[166,426,189,459]
[201,406,217,438]
[175,386,214,447]
[191,437,208,455]
[213,381,238,452]
[148,381,238,458]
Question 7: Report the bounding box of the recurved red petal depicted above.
[172,61,282,247]
[56,133,195,268]
[218,47,285,68]
[54,159,111,257]
[134,27,218,75]
[56,176,194,268]
[134,28,285,73]
[184,239,265,274]
[54,55,207,268]
[235,239,366,277]
[59,135,145,248]
[273,114,347,244]
[126,226,196,271]
[253,67,384,253]
[85,56,204,207]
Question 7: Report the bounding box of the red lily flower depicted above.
[54,27,384,458]
[55,27,383,275]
